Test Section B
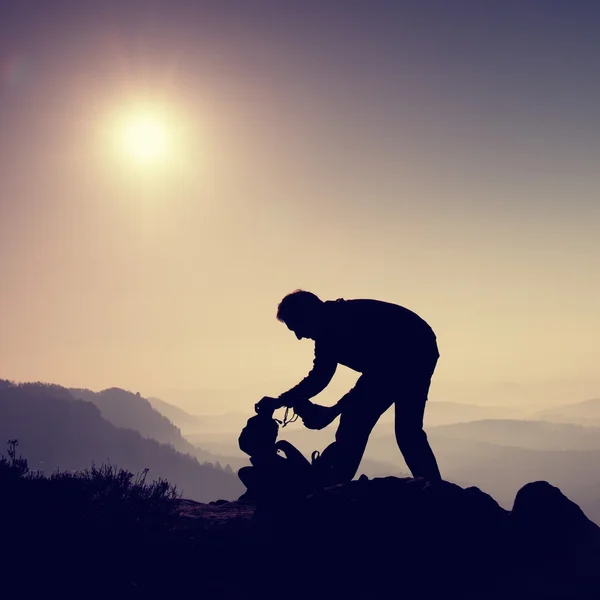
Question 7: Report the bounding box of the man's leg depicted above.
[318,376,393,486]
[394,354,442,481]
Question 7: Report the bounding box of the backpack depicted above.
[238,411,316,506]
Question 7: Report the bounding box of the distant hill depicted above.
[181,401,520,445]
[146,396,203,432]
[69,387,241,468]
[150,388,252,415]
[69,387,190,450]
[533,398,600,426]
[181,400,523,441]
[423,401,526,426]
[429,419,600,451]
[184,411,249,434]
[0,381,242,502]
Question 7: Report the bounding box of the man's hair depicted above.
[276,290,322,324]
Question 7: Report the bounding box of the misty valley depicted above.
[2,378,600,523]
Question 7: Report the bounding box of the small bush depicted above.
[0,440,181,534]
[0,439,188,591]
[0,439,29,480]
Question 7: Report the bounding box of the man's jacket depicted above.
[278,298,437,406]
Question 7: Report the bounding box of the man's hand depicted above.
[255,396,284,415]
[295,401,340,430]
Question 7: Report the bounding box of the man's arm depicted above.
[277,340,337,408]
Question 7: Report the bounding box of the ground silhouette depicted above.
[2,437,600,598]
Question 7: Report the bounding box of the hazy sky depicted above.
[1,1,599,406]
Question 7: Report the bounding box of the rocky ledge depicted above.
[178,476,600,599]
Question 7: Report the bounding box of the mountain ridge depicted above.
[0,380,242,501]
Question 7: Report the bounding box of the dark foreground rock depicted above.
[175,476,600,600]
[3,476,600,599]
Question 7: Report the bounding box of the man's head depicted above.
[277,290,324,340]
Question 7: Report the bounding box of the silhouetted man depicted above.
[257,290,442,486]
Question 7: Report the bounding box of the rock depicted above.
[509,480,600,596]
[262,477,511,598]
[233,477,600,599]
[512,480,600,549]
[208,498,229,506]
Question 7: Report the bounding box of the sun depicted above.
[108,102,181,169]
[119,110,171,165]
[103,98,198,178]
[121,113,169,164]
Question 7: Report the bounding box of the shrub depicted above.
[0,440,181,534]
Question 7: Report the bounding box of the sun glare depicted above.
[122,114,168,164]
[119,111,170,165]
[104,98,200,179]
[107,102,182,170]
